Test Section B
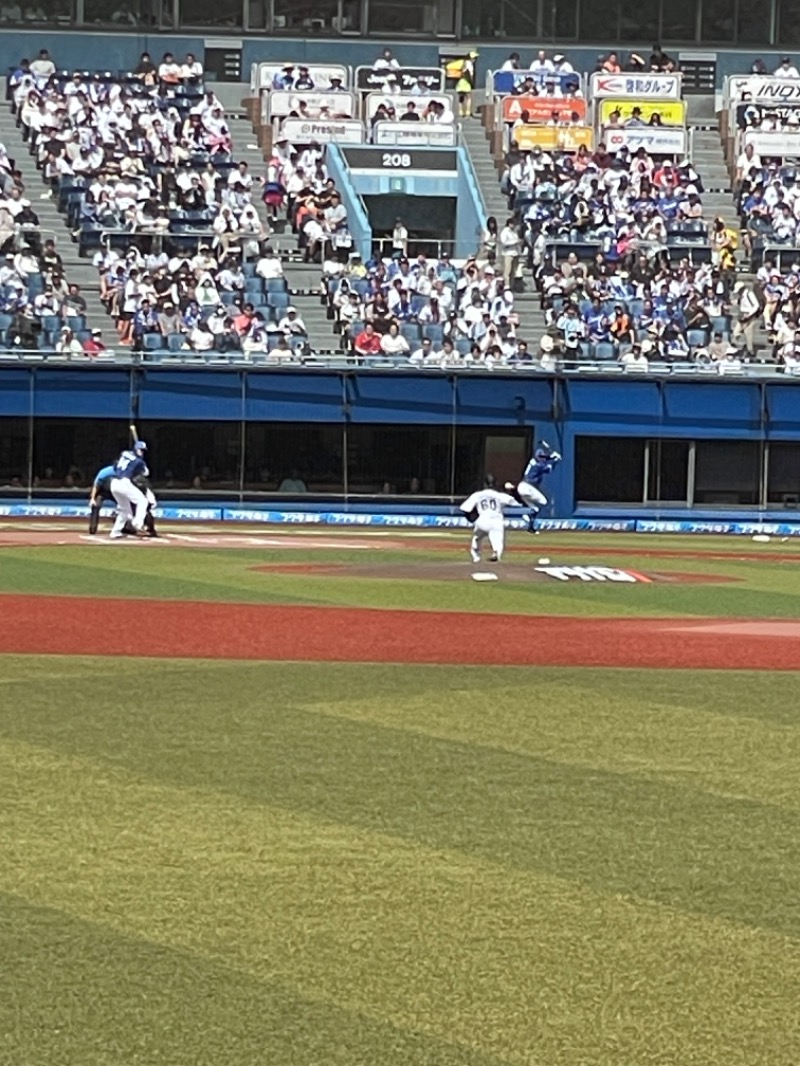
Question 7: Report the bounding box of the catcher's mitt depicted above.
[88,503,100,535]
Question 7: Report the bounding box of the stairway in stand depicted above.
[0,104,106,331]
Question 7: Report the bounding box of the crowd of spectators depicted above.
[324,249,543,369]
[6,52,362,357]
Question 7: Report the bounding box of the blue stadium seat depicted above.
[265,278,288,294]
[167,333,185,352]
[687,329,709,348]
[593,342,616,362]
[400,322,420,344]
[422,323,444,344]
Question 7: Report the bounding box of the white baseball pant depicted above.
[517,481,548,510]
[471,516,505,561]
[109,477,148,537]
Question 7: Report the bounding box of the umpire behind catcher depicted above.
[88,463,116,534]
[88,467,158,537]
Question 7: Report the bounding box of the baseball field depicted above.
[1,523,799,1065]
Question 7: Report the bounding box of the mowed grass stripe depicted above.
[5,541,800,616]
[2,740,799,1066]
[303,669,800,811]
[0,893,506,1066]
[1,661,799,939]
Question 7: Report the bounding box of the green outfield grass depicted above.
[1,658,800,1065]
[0,529,800,615]
[2,530,800,1064]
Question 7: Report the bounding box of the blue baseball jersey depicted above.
[523,454,559,486]
[113,450,148,481]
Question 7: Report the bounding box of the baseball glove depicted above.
[88,503,100,535]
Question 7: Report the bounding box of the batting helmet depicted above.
[134,440,148,454]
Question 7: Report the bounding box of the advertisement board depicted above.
[355,65,444,92]
[364,91,453,120]
[492,70,582,96]
[501,95,587,123]
[735,101,800,129]
[280,118,365,145]
[514,125,593,151]
[726,75,800,103]
[598,99,687,127]
[602,127,687,154]
[266,90,356,120]
[372,121,457,147]
[742,129,800,156]
[589,72,682,99]
[254,62,350,91]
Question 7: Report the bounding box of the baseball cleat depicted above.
[489,553,499,562]
[471,552,481,563]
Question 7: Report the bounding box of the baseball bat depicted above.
[129,422,138,444]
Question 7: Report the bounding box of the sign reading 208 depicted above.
[381,152,412,167]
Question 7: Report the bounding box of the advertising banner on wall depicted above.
[598,98,687,127]
[735,101,800,129]
[501,96,587,123]
[726,75,800,103]
[254,62,350,91]
[266,90,356,119]
[742,129,800,156]
[372,121,457,147]
[514,125,593,151]
[355,66,444,92]
[280,118,365,144]
[492,70,582,96]
[364,91,453,120]
[602,126,687,153]
[590,72,682,99]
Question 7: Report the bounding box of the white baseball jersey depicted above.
[460,488,518,527]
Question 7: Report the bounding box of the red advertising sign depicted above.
[502,96,587,124]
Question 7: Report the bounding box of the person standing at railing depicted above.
[499,218,522,290]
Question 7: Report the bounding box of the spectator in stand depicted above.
[83,328,108,356]
[55,326,83,356]
[354,321,383,359]
[29,48,55,79]
[373,48,400,72]
[774,56,800,78]
[649,44,675,72]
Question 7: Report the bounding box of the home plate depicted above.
[471,572,499,581]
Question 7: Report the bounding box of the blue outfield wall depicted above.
[6,366,800,518]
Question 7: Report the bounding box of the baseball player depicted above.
[460,473,520,564]
[507,441,561,532]
[88,462,117,535]
[109,440,150,539]
[126,473,159,537]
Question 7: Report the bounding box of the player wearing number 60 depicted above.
[109,440,150,539]
[459,474,520,564]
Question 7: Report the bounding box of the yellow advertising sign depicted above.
[513,125,594,152]
[598,98,686,127]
